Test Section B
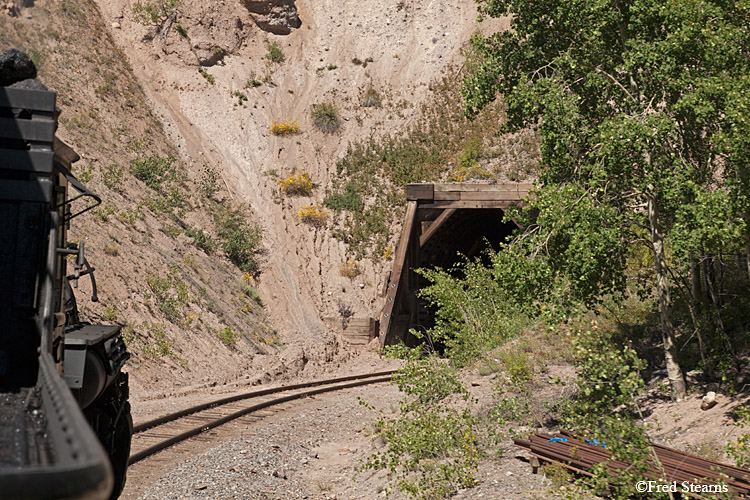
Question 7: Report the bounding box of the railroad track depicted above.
[128,370,395,465]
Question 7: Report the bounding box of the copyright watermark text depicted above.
[635,480,728,494]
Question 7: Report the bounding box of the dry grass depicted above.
[339,259,361,278]
[298,204,329,227]
[310,102,340,133]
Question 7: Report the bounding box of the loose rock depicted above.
[701,391,718,411]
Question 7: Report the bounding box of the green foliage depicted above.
[329,75,507,257]
[553,326,658,499]
[174,23,187,37]
[245,76,262,88]
[76,164,94,183]
[130,154,175,189]
[266,41,284,63]
[102,163,123,190]
[214,207,262,273]
[198,67,215,84]
[232,90,248,105]
[185,226,215,255]
[240,273,262,304]
[726,407,750,467]
[160,225,182,238]
[497,350,532,386]
[217,326,240,347]
[463,0,750,393]
[362,353,479,499]
[143,324,172,358]
[132,0,179,26]
[146,266,190,323]
[365,406,479,499]
[323,182,363,212]
[390,353,465,408]
[102,305,118,322]
[562,327,646,421]
[415,252,537,366]
[94,205,117,222]
[456,136,482,169]
[199,165,221,199]
[310,102,341,133]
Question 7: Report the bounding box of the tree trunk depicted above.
[690,255,702,312]
[646,191,687,398]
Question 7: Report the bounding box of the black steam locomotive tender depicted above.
[0,78,132,498]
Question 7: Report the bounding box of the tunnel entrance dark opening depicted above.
[407,208,518,346]
[378,182,532,347]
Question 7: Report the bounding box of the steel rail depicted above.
[516,431,750,498]
[128,371,395,465]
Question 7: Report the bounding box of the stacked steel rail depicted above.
[515,431,750,497]
[129,370,395,465]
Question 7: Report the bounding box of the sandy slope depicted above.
[93,0,503,343]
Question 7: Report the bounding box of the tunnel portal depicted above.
[379,183,532,346]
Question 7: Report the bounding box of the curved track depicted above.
[128,370,395,465]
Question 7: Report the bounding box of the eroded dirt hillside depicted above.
[1,0,509,399]
[0,0,358,401]
[93,0,506,337]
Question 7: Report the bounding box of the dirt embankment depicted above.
[1,0,507,399]
[93,0,504,335]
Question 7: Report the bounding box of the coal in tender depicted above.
[0,49,38,86]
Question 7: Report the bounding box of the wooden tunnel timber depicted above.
[379,182,532,346]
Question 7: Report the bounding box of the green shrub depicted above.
[103,305,118,322]
[362,87,381,108]
[146,268,189,323]
[310,102,340,133]
[323,182,363,212]
[215,207,262,273]
[266,41,284,63]
[102,163,124,190]
[457,136,483,168]
[143,324,172,358]
[390,353,465,408]
[130,154,175,189]
[185,226,215,255]
[245,75,262,88]
[362,353,479,499]
[174,23,188,37]
[416,258,532,367]
[727,407,750,467]
[497,350,533,385]
[240,273,262,304]
[218,326,240,346]
[198,67,215,84]
[199,165,221,198]
[232,90,248,105]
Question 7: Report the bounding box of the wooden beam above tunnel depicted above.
[406,182,533,202]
